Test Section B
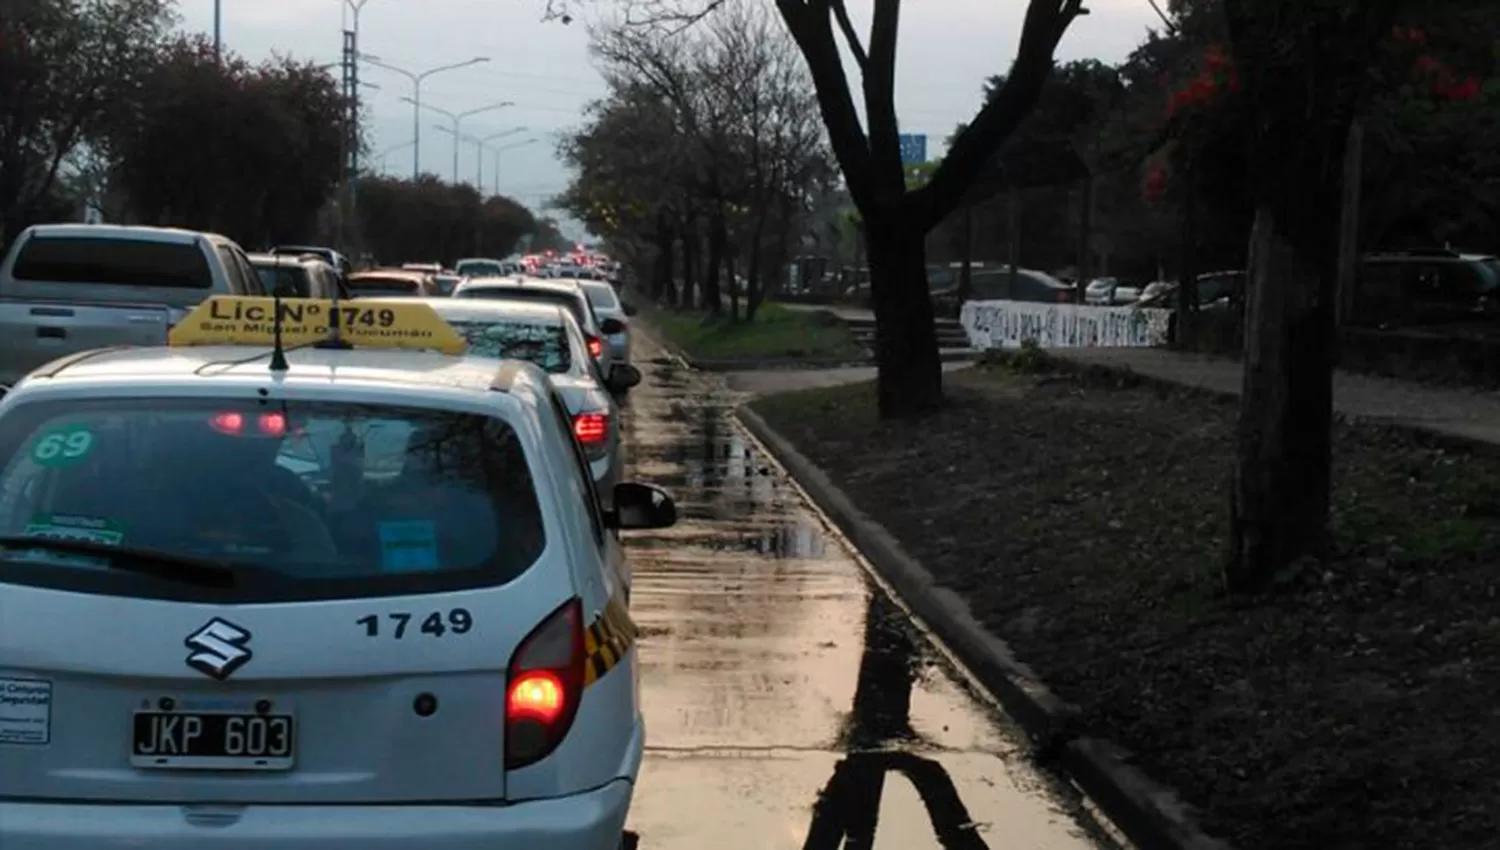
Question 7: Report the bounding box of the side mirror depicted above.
[622,303,638,316]
[599,317,626,335]
[606,363,642,393]
[607,482,676,530]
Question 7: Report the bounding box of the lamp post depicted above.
[434,126,527,189]
[380,140,415,173]
[360,54,489,179]
[405,99,513,183]
[490,138,538,197]
[213,0,221,57]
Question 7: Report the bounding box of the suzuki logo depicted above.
[184,618,253,680]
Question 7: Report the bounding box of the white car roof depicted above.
[456,277,584,296]
[368,296,572,325]
[20,223,212,244]
[9,345,554,415]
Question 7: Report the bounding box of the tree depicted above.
[1218,0,1406,592]
[357,174,540,264]
[550,0,1089,418]
[107,37,347,247]
[0,0,173,244]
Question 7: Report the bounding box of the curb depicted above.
[735,405,1233,850]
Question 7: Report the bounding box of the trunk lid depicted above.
[0,558,575,804]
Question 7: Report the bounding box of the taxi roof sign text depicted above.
[168,296,468,355]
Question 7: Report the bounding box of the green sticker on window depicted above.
[30,425,95,467]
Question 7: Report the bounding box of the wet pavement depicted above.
[619,335,1121,850]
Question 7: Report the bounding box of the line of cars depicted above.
[0,222,664,849]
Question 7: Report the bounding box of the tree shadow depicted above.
[800,590,991,850]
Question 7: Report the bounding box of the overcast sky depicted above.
[178,1,1163,237]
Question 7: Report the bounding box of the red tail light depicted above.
[209,412,286,437]
[572,412,609,445]
[505,599,585,769]
[1057,289,1071,302]
[586,336,603,358]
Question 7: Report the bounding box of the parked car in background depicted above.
[967,266,1075,303]
[1355,248,1500,328]
[0,223,265,386]
[247,253,349,299]
[1133,271,1244,311]
[346,268,442,298]
[433,273,463,295]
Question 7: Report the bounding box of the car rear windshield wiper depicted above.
[0,536,239,588]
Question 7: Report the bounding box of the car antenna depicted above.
[268,291,289,372]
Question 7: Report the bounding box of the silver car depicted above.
[452,277,621,378]
[576,280,634,374]
[378,297,639,506]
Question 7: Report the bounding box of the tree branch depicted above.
[829,0,867,72]
[863,0,902,199]
[775,0,876,213]
[909,0,1088,230]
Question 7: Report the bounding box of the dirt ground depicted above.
[751,357,1500,850]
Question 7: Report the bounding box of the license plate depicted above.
[130,710,295,770]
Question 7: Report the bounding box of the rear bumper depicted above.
[0,779,633,850]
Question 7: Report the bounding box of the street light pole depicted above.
[475,127,526,189]
[490,138,538,197]
[361,54,490,179]
[404,99,514,183]
[213,0,221,57]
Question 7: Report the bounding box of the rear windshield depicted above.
[450,320,573,373]
[11,236,212,288]
[0,398,546,602]
[457,287,588,327]
[349,277,419,297]
[254,265,311,297]
[582,283,619,310]
[456,261,504,278]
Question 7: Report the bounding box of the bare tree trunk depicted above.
[1075,170,1094,303]
[704,209,726,314]
[867,209,942,418]
[745,210,769,321]
[1174,168,1198,347]
[681,218,700,309]
[1228,205,1335,593]
[1335,117,1364,329]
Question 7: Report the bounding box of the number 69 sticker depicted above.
[31,426,96,467]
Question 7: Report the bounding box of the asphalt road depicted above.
[618,337,1120,850]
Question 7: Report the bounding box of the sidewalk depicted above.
[1053,347,1500,445]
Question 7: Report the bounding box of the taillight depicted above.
[208,411,286,437]
[572,412,609,458]
[505,599,585,769]
[586,336,602,358]
[1057,289,1071,302]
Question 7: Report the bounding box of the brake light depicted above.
[586,336,602,358]
[208,411,287,437]
[505,599,585,769]
[573,412,608,443]
[1057,289,1071,302]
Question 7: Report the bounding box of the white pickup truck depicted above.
[0,224,268,387]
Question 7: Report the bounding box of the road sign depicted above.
[898,134,927,165]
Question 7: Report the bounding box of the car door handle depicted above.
[36,326,65,339]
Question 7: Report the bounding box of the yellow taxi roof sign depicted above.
[168,296,467,356]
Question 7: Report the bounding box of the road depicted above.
[618,336,1120,849]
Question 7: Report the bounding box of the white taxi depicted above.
[0,296,672,850]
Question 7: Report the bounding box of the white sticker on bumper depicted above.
[0,678,53,745]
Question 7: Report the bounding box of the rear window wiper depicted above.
[0,536,240,588]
